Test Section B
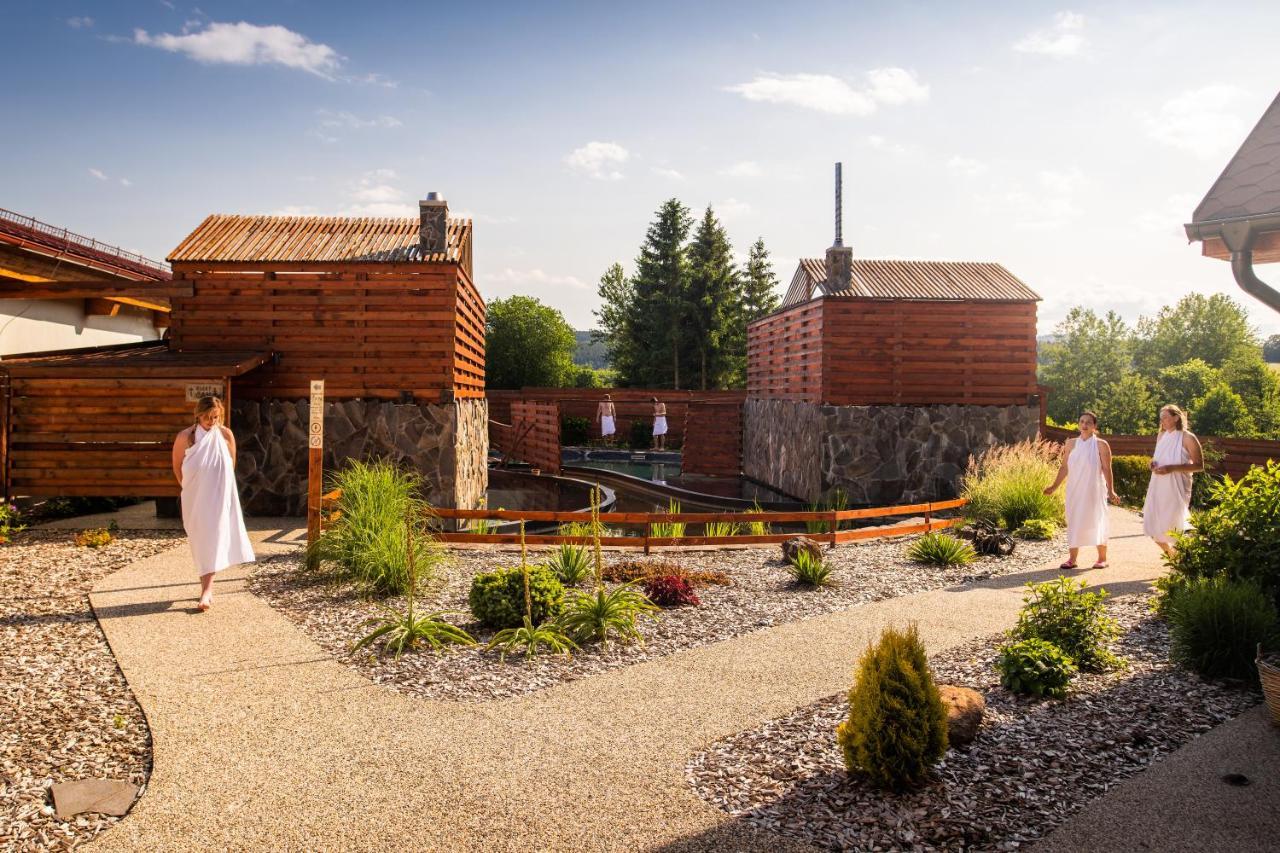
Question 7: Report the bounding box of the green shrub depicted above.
[1150,572,1192,617]
[1110,455,1152,506]
[1191,442,1226,510]
[306,460,443,595]
[557,583,660,646]
[561,416,590,446]
[835,625,949,791]
[486,615,578,662]
[1011,576,1122,672]
[546,543,593,586]
[468,564,564,630]
[907,532,976,566]
[961,439,1065,530]
[1014,518,1059,541]
[996,638,1077,698]
[628,418,651,449]
[787,549,834,587]
[1168,460,1280,607]
[1168,578,1280,682]
[0,502,25,545]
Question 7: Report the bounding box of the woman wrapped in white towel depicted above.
[171,396,255,611]
[1142,404,1203,555]
[1043,411,1120,570]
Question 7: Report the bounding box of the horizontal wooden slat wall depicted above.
[747,301,823,402]
[510,400,560,474]
[5,377,200,497]
[681,400,743,476]
[1041,425,1280,479]
[169,262,482,400]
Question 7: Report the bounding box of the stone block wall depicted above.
[743,399,1038,505]
[231,397,488,516]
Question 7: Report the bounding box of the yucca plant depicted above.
[744,501,771,536]
[907,532,977,566]
[704,520,741,537]
[557,583,661,646]
[546,543,593,586]
[351,522,475,658]
[485,522,577,661]
[651,499,685,539]
[788,549,834,587]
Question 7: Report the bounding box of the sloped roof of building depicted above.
[168,214,472,264]
[1191,91,1280,225]
[780,257,1040,308]
[0,206,170,281]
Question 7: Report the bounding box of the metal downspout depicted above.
[1221,219,1280,314]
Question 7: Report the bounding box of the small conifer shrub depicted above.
[835,625,949,791]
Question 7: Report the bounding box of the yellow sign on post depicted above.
[306,380,325,553]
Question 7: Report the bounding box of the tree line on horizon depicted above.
[1039,293,1280,439]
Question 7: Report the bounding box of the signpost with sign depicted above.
[306,379,324,550]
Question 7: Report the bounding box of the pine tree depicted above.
[592,263,638,384]
[629,199,693,388]
[685,206,740,390]
[741,237,780,320]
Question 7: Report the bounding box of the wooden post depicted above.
[643,521,651,555]
[306,379,324,553]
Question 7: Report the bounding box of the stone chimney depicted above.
[419,192,448,256]
[825,162,853,293]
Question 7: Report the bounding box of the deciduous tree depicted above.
[485,296,577,389]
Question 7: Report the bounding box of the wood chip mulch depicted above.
[247,535,1062,702]
[1,529,183,852]
[685,595,1261,852]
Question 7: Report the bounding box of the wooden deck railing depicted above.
[319,490,966,551]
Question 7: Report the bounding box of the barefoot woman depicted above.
[1142,404,1203,555]
[1043,411,1120,569]
[171,396,255,611]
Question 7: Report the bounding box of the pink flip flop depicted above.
[1091,562,1108,569]
[1058,561,1077,570]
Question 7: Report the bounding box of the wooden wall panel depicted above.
[510,400,560,474]
[747,301,823,402]
[168,264,483,401]
[681,399,743,476]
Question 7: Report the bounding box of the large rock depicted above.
[938,684,985,747]
[51,779,138,819]
[781,536,823,565]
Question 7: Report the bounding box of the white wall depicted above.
[0,299,160,357]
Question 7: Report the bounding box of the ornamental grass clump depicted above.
[559,582,660,646]
[651,499,686,539]
[996,638,1077,698]
[1167,577,1280,682]
[351,523,475,658]
[787,549,834,587]
[546,543,593,586]
[835,625,948,791]
[1011,576,1122,672]
[907,532,976,566]
[961,439,1065,530]
[308,459,443,595]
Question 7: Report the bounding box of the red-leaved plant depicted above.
[642,574,700,607]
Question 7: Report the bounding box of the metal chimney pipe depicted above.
[834,162,843,247]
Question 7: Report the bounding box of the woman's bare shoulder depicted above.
[173,425,194,445]
[219,425,234,440]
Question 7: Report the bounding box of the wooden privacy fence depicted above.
[681,399,743,476]
[509,400,560,474]
[430,498,967,551]
[1041,425,1280,479]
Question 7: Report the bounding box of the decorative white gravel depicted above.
[247,534,1064,702]
[1,529,183,852]
[685,595,1261,852]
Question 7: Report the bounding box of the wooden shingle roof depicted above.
[168,215,472,264]
[780,257,1039,308]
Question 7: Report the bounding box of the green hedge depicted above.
[1111,455,1151,507]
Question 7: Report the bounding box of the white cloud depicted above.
[316,109,402,129]
[350,184,402,204]
[486,268,589,290]
[1133,192,1201,234]
[1144,85,1252,159]
[88,168,107,180]
[67,16,94,29]
[119,177,133,187]
[976,167,1087,231]
[271,204,319,216]
[452,210,519,225]
[133,21,344,78]
[717,198,753,220]
[350,71,399,89]
[866,134,908,154]
[721,161,762,178]
[1014,11,1087,58]
[725,67,928,116]
[564,141,629,180]
[947,155,987,177]
[650,166,684,180]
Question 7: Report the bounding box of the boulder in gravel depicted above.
[938,685,985,747]
[782,537,823,565]
[51,779,138,819]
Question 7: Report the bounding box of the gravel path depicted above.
[248,534,1063,701]
[686,594,1261,852]
[1,530,183,852]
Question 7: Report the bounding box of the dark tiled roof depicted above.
[168,214,472,263]
[780,257,1039,307]
[1192,91,1280,224]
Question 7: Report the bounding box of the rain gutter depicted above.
[1185,213,1280,314]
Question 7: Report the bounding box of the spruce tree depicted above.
[686,206,740,390]
[592,263,638,384]
[629,199,693,388]
[741,237,780,320]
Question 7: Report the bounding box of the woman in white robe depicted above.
[1143,404,1203,554]
[170,396,255,611]
[651,397,668,451]
[1044,411,1120,569]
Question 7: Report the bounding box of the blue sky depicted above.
[4,1,1280,336]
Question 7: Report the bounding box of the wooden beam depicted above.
[0,265,52,283]
[152,309,171,329]
[85,298,120,317]
[109,296,170,312]
[0,281,192,299]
